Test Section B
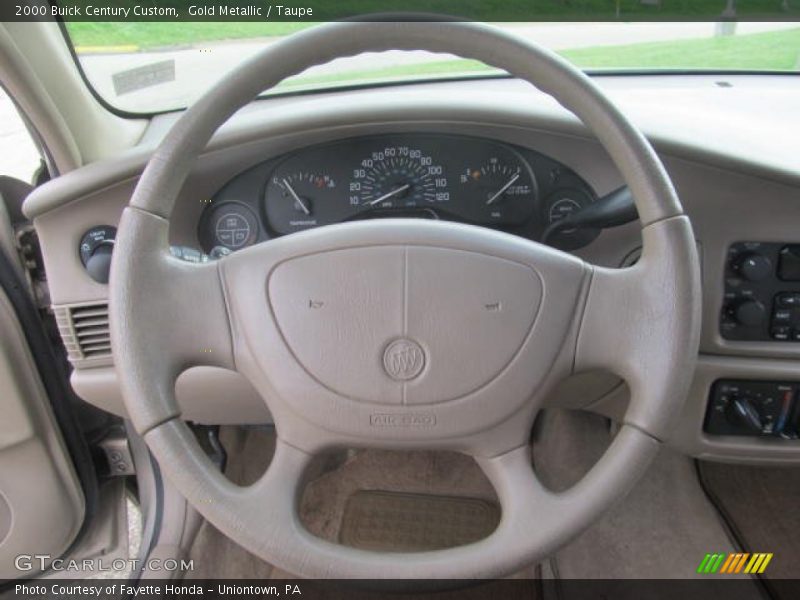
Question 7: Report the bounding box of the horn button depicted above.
[268,246,542,405]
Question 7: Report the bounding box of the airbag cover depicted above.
[268,246,541,406]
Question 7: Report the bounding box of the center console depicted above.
[721,241,800,342]
[707,242,800,444]
[705,379,799,439]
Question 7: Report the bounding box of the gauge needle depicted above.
[486,173,520,205]
[368,183,411,206]
[282,178,311,215]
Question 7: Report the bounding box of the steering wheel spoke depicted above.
[111,206,234,433]
[574,216,701,440]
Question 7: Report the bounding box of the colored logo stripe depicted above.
[697,553,773,574]
[745,553,773,574]
[697,553,725,573]
[722,553,748,573]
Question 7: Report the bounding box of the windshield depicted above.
[65,21,800,114]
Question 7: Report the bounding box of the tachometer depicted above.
[350,145,449,210]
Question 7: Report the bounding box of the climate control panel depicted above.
[705,380,799,438]
[721,242,800,341]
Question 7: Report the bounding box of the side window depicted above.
[0,87,43,184]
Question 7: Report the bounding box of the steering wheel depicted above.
[110,22,700,579]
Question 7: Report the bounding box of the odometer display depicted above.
[350,145,449,210]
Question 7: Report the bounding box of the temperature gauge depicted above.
[265,170,337,234]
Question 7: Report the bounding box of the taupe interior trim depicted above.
[0,25,80,173]
[0,289,84,579]
[0,22,147,170]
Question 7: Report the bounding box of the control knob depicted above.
[79,226,116,284]
[734,252,772,282]
[725,396,763,433]
[731,299,766,327]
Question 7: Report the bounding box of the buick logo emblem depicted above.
[383,339,425,381]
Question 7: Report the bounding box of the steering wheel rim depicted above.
[110,22,701,579]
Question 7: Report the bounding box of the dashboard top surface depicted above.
[151,73,800,179]
[23,73,800,220]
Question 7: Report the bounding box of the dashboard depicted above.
[198,134,598,253]
[21,74,800,465]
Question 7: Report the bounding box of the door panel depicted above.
[0,85,95,580]
[0,286,84,579]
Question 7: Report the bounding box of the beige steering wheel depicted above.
[110,22,701,579]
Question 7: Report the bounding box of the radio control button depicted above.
[736,253,772,282]
[733,299,766,327]
[773,308,793,323]
[777,292,800,307]
[771,326,791,341]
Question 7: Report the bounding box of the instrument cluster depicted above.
[198,134,599,252]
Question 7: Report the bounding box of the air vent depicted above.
[54,302,112,367]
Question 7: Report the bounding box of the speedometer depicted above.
[349,145,449,210]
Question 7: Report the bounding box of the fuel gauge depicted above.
[458,153,536,226]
